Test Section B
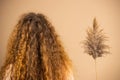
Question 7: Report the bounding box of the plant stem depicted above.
[95,59,97,80]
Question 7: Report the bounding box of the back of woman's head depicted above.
[0,12,72,80]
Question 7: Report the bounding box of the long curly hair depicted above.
[0,12,72,80]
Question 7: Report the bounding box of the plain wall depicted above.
[0,0,120,80]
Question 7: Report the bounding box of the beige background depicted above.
[0,0,120,80]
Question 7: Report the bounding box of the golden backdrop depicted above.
[0,0,120,80]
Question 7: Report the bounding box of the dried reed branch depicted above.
[83,18,110,59]
[83,18,110,80]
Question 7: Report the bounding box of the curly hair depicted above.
[0,12,72,80]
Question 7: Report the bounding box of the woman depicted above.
[0,12,74,80]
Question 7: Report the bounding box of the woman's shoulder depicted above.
[3,64,12,80]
